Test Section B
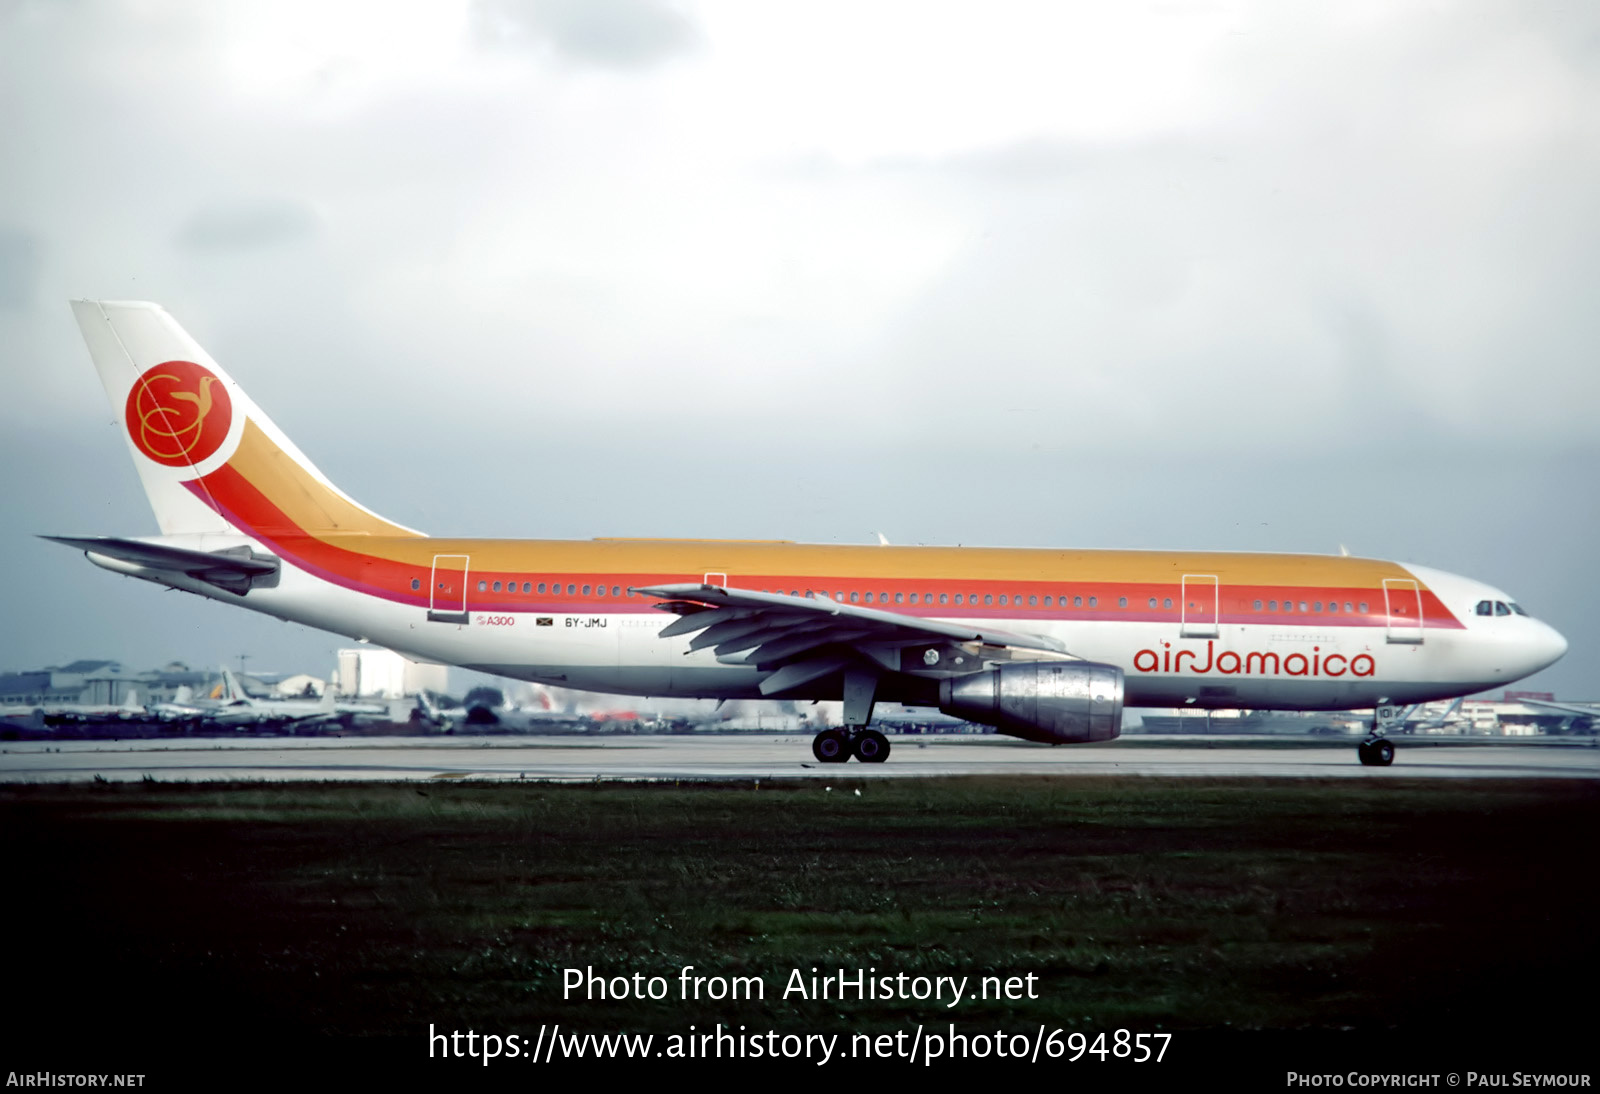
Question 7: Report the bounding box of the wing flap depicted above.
[633,582,1077,694]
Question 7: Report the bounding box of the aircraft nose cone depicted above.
[1533,622,1568,671]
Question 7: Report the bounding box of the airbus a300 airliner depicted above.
[50,301,1568,765]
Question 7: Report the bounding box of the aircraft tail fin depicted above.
[69,300,423,540]
[219,666,247,704]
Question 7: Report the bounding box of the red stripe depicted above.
[185,468,1464,628]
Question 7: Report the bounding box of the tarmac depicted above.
[2,733,1596,782]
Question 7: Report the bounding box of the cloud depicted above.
[175,200,320,252]
[475,0,698,69]
[0,228,41,309]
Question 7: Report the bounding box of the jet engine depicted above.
[938,661,1123,744]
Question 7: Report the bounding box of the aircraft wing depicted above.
[1408,697,1462,730]
[43,536,279,595]
[633,583,1076,695]
[1518,699,1600,719]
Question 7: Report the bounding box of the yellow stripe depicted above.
[226,418,1412,590]
[230,419,421,537]
[317,535,1412,588]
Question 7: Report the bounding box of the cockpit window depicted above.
[1476,600,1493,616]
[1509,602,1528,616]
[1494,601,1511,616]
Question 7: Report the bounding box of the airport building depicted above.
[332,648,449,700]
[0,660,221,707]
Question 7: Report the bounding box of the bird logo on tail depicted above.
[124,361,232,467]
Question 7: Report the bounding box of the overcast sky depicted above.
[1,0,1596,701]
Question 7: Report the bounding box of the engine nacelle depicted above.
[938,661,1123,744]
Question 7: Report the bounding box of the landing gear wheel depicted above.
[812,729,850,763]
[1357,738,1396,766]
[853,729,890,764]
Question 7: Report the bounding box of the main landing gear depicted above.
[809,668,891,763]
[811,728,890,764]
[1357,704,1402,767]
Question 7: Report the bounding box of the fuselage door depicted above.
[428,554,471,624]
[1180,574,1220,638]
[1383,578,1424,644]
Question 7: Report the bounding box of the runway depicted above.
[2,734,1596,782]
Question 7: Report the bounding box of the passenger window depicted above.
[538,582,546,594]
[478,580,487,592]
[1476,600,1494,616]
[582,585,591,596]
[1359,602,1368,614]
[1088,597,1097,607]
[411,579,420,591]
[596,585,606,598]
[895,592,905,604]
[940,593,949,605]
[909,593,919,605]
[1283,601,1293,613]
[954,594,963,605]
[1299,602,1308,612]
[1149,598,1158,610]
[522,582,531,593]
[1268,600,1277,611]
[1117,596,1127,608]
[1313,602,1322,612]
[1029,595,1038,607]
[849,591,859,603]
[1073,596,1083,607]
[493,581,502,592]
[1344,602,1353,612]
[998,595,1008,606]
[1253,599,1262,610]
[1327,601,1337,613]
[863,592,873,604]
[567,584,576,595]
[1163,598,1172,609]
[612,585,620,597]
[984,594,993,605]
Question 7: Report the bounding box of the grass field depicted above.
[2,777,1594,1077]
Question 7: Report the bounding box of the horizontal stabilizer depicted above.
[43,535,279,595]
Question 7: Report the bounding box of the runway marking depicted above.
[2,735,1593,783]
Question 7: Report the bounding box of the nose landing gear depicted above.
[1357,704,1403,766]
[1357,737,1395,766]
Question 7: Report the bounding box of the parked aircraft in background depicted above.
[141,667,342,729]
[414,690,591,731]
[1,690,155,727]
[215,667,392,724]
[50,301,1568,765]
[1516,699,1599,734]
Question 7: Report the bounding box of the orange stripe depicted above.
[206,414,1460,626]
